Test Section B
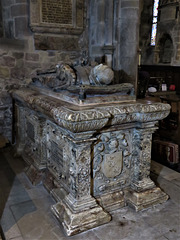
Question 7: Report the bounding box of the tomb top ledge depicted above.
[12,88,170,133]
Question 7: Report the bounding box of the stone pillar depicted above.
[51,135,111,236]
[113,0,139,80]
[89,0,115,66]
[131,126,157,191]
[103,0,114,67]
[124,124,169,211]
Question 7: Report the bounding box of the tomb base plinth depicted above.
[124,187,169,211]
[51,196,111,236]
[96,191,125,212]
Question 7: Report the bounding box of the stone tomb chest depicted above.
[12,64,170,236]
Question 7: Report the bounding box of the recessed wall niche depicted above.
[30,0,84,35]
[159,34,173,64]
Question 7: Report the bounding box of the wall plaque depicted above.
[42,0,72,25]
[30,0,85,34]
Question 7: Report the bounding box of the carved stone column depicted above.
[131,125,157,191]
[24,113,47,185]
[124,123,169,211]
[51,135,111,236]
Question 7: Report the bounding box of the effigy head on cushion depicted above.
[89,64,114,85]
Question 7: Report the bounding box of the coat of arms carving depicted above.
[101,151,123,178]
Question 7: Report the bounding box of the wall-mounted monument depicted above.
[30,0,84,34]
[12,62,170,236]
[29,0,86,51]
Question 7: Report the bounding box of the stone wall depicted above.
[0,0,140,90]
[89,0,140,81]
[0,0,88,142]
[0,0,88,91]
[139,0,154,65]
[155,0,180,65]
[139,0,180,65]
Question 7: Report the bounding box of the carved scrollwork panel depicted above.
[22,109,46,169]
[46,121,71,193]
[93,130,132,196]
[68,142,92,199]
[131,127,157,190]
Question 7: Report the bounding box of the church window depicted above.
[151,0,159,46]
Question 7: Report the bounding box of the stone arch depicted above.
[158,33,173,64]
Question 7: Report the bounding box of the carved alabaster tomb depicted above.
[12,63,170,236]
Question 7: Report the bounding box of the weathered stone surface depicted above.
[0,92,12,142]
[89,0,139,80]
[76,0,84,28]
[48,51,56,57]
[34,34,80,51]
[12,83,170,235]
[2,56,15,67]
[0,92,12,105]
[14,17,30,38]
[11,67,27,79]
[15,59,24,68]
[24,61,41,69]
[25,53,39,61]
[121,0,139,8]
[124,187,169,211]
[11,3,28,17]
[1,0,15,7]
[0,66,10,78]
[51,201,111,236]
[12,88,170,133]
[4,20,14,38]
[12,52,24,59]
[96,191,125,212]
[121,8,139,20]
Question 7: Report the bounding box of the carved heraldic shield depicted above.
[101,151,123,178]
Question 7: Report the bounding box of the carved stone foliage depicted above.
[12,89,170,134]
[31,118,94,201]
[131,127,156,191]
[68,141,92,199]
[93,130,132,196]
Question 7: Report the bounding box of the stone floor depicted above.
[0,148,180,240]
